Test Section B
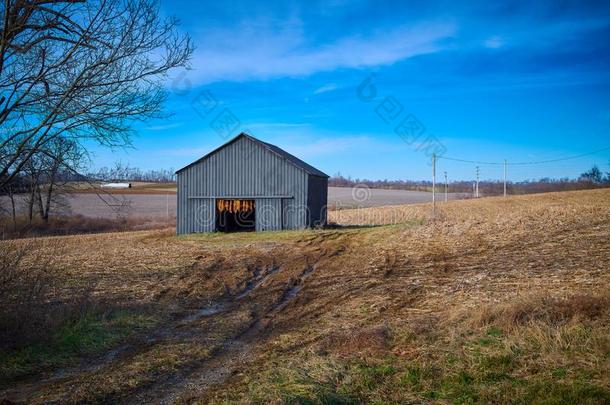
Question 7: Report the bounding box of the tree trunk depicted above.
[8,186,17,232]
[43,181,54,222]
[36,185,45,221]
[27,179,36,224]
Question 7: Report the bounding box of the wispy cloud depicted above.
[264,132,400,158]
[246,122,311,130]
[145,122,183,131]
[313,83,338,94]
[484,36,503,49]
[147,133,393,162]
[152,147,210,157]
[282,136,371,157]
[187,20,456,84]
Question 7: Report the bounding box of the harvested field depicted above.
[0,189,608,404]
[327,186,467,208]
[1,193,177,220]
[1,187,465,222]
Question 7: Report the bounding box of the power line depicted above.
[438,146,610,166]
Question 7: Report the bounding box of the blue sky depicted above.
[90,0,610,181]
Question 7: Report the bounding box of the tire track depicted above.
[153,263,320,404]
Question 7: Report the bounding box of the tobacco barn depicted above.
[175,133,328,234]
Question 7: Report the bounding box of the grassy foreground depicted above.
[0,309,158,382]
[227,294,609,404]
[0,189,608,404]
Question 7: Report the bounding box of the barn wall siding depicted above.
[176,136,323,234]
[256,198,282,231]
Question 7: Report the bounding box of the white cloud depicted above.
[150,146,212,157]
[313,83,338,94]
[186,20,456,84]
[263,131,401,158]
[284,136,371,156]
[147,134,390,163]
[145,122,183,131]
[246,122,311,130]
[484,36,504,49]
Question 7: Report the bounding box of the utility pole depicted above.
[503,159,507,198]
[444,171,448,202]
[432,153,436,218]
[475,166,480,198]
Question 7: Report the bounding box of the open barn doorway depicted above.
[215,199,256,232]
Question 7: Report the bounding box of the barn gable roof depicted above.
[175,133,329,177]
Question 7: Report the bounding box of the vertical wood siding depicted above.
[176,136,324,234]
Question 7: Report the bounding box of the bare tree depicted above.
[89,163,176,182]
[0,0,192,189]
[579,165,604,184]
[34,138,86,222]
[23,154,41,223]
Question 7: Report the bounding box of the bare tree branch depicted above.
[0,0,192,189]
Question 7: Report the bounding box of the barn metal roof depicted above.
[175,133,329,177]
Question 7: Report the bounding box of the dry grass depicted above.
[329,188,610,227]
[0,241,163,386]
[318,325,390,358]
[470,294,609,328]
[0,214,173,239]
[0,241,62,347]
[0,189,609,403]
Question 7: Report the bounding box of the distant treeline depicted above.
[88,163,176,183]
[329,164,610,196]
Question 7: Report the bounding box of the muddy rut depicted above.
[132,235,347,404]
[1,232,350,404]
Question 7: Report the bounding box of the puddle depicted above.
[182,303,228,323]
[235,266,280,300]
[300,265,315,278]
[273,265,316,312]
[274,285,302,312]
[180,266,281,324]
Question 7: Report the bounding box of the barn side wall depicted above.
[307,175,328,227]
[176,136,309,234]
[256,197,282,231]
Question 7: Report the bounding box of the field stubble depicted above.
[0,189,608,403]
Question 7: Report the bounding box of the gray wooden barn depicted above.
[175,133,328,234]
